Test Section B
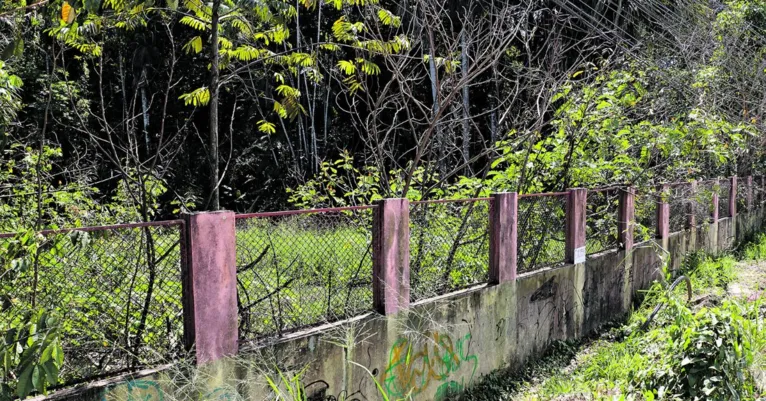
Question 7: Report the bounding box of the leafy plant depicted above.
[0,310,63,400]
[0,231,64,400]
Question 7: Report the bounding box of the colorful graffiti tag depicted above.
[381,332,478,400]
[102,379,237,401]
[102,380,163,401]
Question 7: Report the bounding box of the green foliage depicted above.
[0,61,22,131]
[0,309,63,400]
[744,233,766,260]
[297,62,759,205]
[287,152,500,209]
[0,144,101,231]
[679,252,737,295]
[0,231,64,400]
[286,151,441,208]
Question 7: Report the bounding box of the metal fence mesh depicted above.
[409,199,491,302]
[634,190,657,243]
[694,181,716,225]
[0,223,184,385]
[755,178,766,208]
[737,178,748,213]
[585,189,620,255]
[236,208,374,340]
[667,184,692,233]
[719,180,732,218]
[517,194,567,273]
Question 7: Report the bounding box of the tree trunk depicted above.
[208,0,221,210]
[140,66,150,159]
[461,31,470,174]
[428,35,443,176]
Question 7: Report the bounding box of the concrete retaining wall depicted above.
[38,210,766,401]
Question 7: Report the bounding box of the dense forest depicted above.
[0,0,764,225]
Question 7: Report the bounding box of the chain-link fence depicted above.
[0,222,184,385]
[694,181,716,226]
[409,199,491,302]
[517,193,567,273]
[737,178,749,213]
[667,183,693,233]
[755,177,766,208]
[719,179,732,218]
[585,188,620,255]
[634,189,657,243]
[235,207,375,340]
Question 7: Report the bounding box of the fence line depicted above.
[234,206,375,340]
[0,222,185,386]
[517,194,567,272]
[3,176,764,386]
[409,198,491,301]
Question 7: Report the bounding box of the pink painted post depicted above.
[489,193,518,284]
[656,184,670,239]
[618,187,635,250]
[729,176,737,217]
[747,176,753,212]
[372,199,410,315]
[712,179,719,222]
[565,188,587,264]
[182,211,238,364]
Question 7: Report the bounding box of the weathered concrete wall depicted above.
[36,210,766,401]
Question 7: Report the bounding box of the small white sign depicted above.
[574,247,586,264]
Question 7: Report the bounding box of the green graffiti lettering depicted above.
[102,379,163,401]
[381,332,478,399]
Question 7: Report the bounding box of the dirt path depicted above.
[728,260,766,301]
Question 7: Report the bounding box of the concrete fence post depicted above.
[656,184,670,240]
[372,198,410,315]
[182,211,238,365]
[729,176,737,217]
[747,176,753,212]
[565,188,587,264]
[489,192,518,284]
[618,186,634,250]
[688,181,697,229]
[712,179,719,222]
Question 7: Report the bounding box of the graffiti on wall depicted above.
[381,332,478,400]
[102,379,237,401]
[102,380,163,401]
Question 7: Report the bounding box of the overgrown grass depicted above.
[460,236,766,401]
